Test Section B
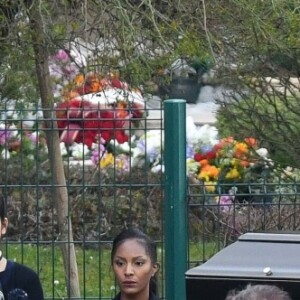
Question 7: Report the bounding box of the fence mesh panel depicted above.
[0,103,164,299]
[1,103,299,299]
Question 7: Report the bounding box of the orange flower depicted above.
[90,80,102,92]
[62,89,80,101]
[74,74,85,86]
[220,136,234,146]
[198,164,219,181]
[199,159,209,166]
[240,160,250,168]
[109,71,120,80]
[244,137,257,148]
[85,73,103,92]
[116,101,129,119]
[235,142,248,153]
[234,142,249,158]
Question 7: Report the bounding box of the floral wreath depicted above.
[51,50,145,148]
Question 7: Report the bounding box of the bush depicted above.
[216,94,300,168]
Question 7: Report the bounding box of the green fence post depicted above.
[164,99,187,300]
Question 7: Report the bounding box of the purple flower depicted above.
[27,132,38,144]
[49,63,64,80]
[186,145,195,159]
[91,144,106,165]
[218,195,234,212]
[54,49,70,63]
[0,130,9,145]
[0,124,16,145]
[200,144,213,154]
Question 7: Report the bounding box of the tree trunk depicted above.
[28,3,81,298]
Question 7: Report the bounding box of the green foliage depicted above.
[216,94,300,168]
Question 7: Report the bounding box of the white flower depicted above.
[69,42,87,67]
[151,164,164,173]
[70,143,90,159]
[131,131,163,167]
[80,88,144,108]
[1,149,10,159]
[8,124,18,138]
[187,158,199,174]
[109,139,131,153]
[136,130,163,163]
[256,147,268,158]
[131,147,146,168]
[54,280,59,285]
[22,112,36,128]
[60,143,68,156]
[186,116,218,148]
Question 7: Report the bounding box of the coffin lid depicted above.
[186,232,300,280]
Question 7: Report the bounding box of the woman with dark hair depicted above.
[0,195,44,299]
[111,227,160,300]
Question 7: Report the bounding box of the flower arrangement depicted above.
[131,130,164,173]
[192,135,274,193]
[50,49,145,151]
[0,121,47,161]
[185,116,274,192]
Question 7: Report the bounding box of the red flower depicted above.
[55,75,144,147]
[115,130,129,143]
[205,150,217,160]
[130,102,144,119]
[56,98,133,146]
[111,79,123,89]
[194,153,205,162]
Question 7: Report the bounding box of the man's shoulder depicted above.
[9,261,39,279]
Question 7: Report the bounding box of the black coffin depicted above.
[185,232,300,300]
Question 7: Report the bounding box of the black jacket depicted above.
[0,260,44,299]
[112,291,159,300]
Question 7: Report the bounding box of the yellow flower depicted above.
[204,181,216,193]
[198,165,219,181]
[100,153,114,168]
[231,158,240,167]
[74,74,85,86]
[225,168,241,180]
[234,142,249,159]
[234,142,248,154]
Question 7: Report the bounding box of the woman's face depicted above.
[0,218,8,238]
[112,239,158,299]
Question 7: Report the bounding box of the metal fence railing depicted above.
[1,102,300,299]
[187,181,300,269]
[0,103,164,299]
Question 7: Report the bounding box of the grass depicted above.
[2,243,115,299]
[1,241,219,299]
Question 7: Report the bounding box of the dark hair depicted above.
[0,195,7,221]
[225,284,292,300]
[111,227,159,296]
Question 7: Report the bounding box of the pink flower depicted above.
[54,50,70,63]
[218,195,234,212]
